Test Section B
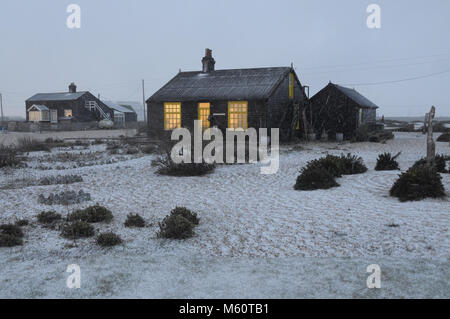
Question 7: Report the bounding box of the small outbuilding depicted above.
[102,101,138,127]
[309,82,378,140]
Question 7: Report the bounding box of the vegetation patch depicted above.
[67,205,113,223]
[61,221,95,239]
[97,232,123,247]
[170,207,199,225]
[155,154,215,176]
[375,152,401,171]
[38,190,91,205]
[0,145,21,168]
[37,211,62,224]
[0,224,24,238]
[0,234,23,247]
[15,219,29,227]
[390,165,446,202]
[158,214,195,239]
[39,175,83,186]
[17,137,51,153]
[294,167,339,191]
[124,214,145,228]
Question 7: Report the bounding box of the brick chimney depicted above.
[69,82,77,93]
[202,48,215,73]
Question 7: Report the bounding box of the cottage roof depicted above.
[27,104,49,112]
[26,92,88,102]
[333,84,379,109]
[147,67,293,102]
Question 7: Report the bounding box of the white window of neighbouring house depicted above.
[198,102,210,129]
[64,109,73,118]
[164,102,181,130]
[228,101,248,129]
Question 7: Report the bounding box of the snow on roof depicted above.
[27,92,88,101]
[27,104,49,112]
[102,101,136,113]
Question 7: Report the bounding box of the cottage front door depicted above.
[50,109,58,123]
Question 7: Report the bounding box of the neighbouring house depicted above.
[309,82,378,140]
[25,83,113,124]
[102,101,138,127]
[146,49,309,141]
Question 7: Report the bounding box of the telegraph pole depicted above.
[0,93,4,126]
[142,79,146,123]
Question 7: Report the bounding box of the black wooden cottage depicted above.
[146,49,308,141]
[26,83,113,123]
[309,82,378,140]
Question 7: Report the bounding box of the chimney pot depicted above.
[69,82,77,93]
[202,48,215,73]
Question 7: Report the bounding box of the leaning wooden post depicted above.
[426,106,436,166]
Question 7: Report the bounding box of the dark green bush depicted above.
[437,133,450,142]
[413,154,448,173]
[0,224,24,238]
[67,205,113,223]
[294,167,339,190]
[15,219,29,227]
[0,234,23,247]
[390,166,446,202]
[17,137,50,153]
[155,154,215,176]
[61,221,95,239]
[96,232,123,247]
[170,207,199,225]
[337,153,368,175]
[37,211,62,224]
[124,214,145,228]
[375,152,400,171]
[158,214,195,239]
[303,155,343,178]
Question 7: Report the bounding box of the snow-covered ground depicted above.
[0,132,449,298]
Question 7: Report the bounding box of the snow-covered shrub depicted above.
[0,234,23,247]
[125,146,139,155]
[337,153,368,175]
[170,207,199,225]
[61,221,95,239]
[15,219,29,227]
[0,224,24,238]
[375,152,400,171]
[124,214,145,228]
[155,154,215,176]
[413,154,449,173]
[142,144,158,154]
[38,190,91,205]
[67,205,113,223]
[37,211,62,224]
[97,232,123,247]
[294,167,339,191]
[38,175,83,186]
[0,145,21,168]
[390,166,446,202]
[158,214,195,239]
[437,133,450,142]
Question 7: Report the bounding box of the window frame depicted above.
[64,109,73,118]
[198,102,211,129]
[289,73,295,100]
[164,102,182,130]
[228,101,248,130]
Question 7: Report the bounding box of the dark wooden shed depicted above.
[309,82,378,140]
[146,49,309,141]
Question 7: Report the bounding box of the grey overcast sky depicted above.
[1,0,450,117]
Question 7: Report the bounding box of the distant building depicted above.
[102,101,138,127]
[25,83,113,123]
[309,82,378,139]
[146,49,309,140]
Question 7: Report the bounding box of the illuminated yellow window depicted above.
[296,120,301,130]
[289,73,294,100]
[64,109,72,117]
[164,102,181,130]
[198,102,210,128]
[228,101,248,129]
[29,111,41,122]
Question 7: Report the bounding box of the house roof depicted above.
[102,101,136,114]
[27,104,49,112]
[332,84,379,109]
[147,67,293,102]
[26,92,88,102]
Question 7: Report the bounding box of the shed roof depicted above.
[333,84,379,109]
[26,92,88,102]
[148,67,293,102]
